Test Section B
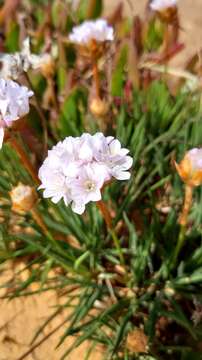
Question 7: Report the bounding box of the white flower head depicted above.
[150,0,177,11]
[187,148,202,171]
[69,19,114,45]
[0,79,33,148]
[38,133,133,214]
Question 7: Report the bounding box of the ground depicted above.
[0,0,202,359]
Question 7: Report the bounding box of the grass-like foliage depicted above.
[0,1,202,359]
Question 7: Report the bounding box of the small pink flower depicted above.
[71,163,107,215]
[150,0,177,11]
[69,19,114,45]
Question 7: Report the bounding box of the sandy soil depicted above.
[0,1,202,359]
[0,264,103,360]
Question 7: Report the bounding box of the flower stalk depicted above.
[96,200,112,229]
[69,19,114,115]
[92,59,101,99]
[173,148,202,266]
[173,184,193,266]
[179,184,193,227]
[31,207,50,236]
[9,134,39,184]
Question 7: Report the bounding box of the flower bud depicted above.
[175,148,202,187]
[10,183,37,214]
[164,286,175,296]
[126,329,148,354]
[89,97,108,117]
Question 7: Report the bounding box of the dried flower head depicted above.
[0,38,54,80]
[10,183,37,214]
[0,53,23,80]
[0,79,33,148]
[175,148,202,187]
[38,133,133,214]
[69,19,114,45]
[22,38,54,77]
[150,0,177,11]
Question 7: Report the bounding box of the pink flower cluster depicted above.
[38,133,133,214]
[69,19,114,45]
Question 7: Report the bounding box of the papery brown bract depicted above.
[175,154,202,187]
[10,183,37,214]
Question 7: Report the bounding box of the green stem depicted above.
[74,250,90,270]
[31,207,64,255]
[96,200,125,265]
[110,229,125,265]
[172,225,186,267]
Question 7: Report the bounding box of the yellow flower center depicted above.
[84,180,95,192]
